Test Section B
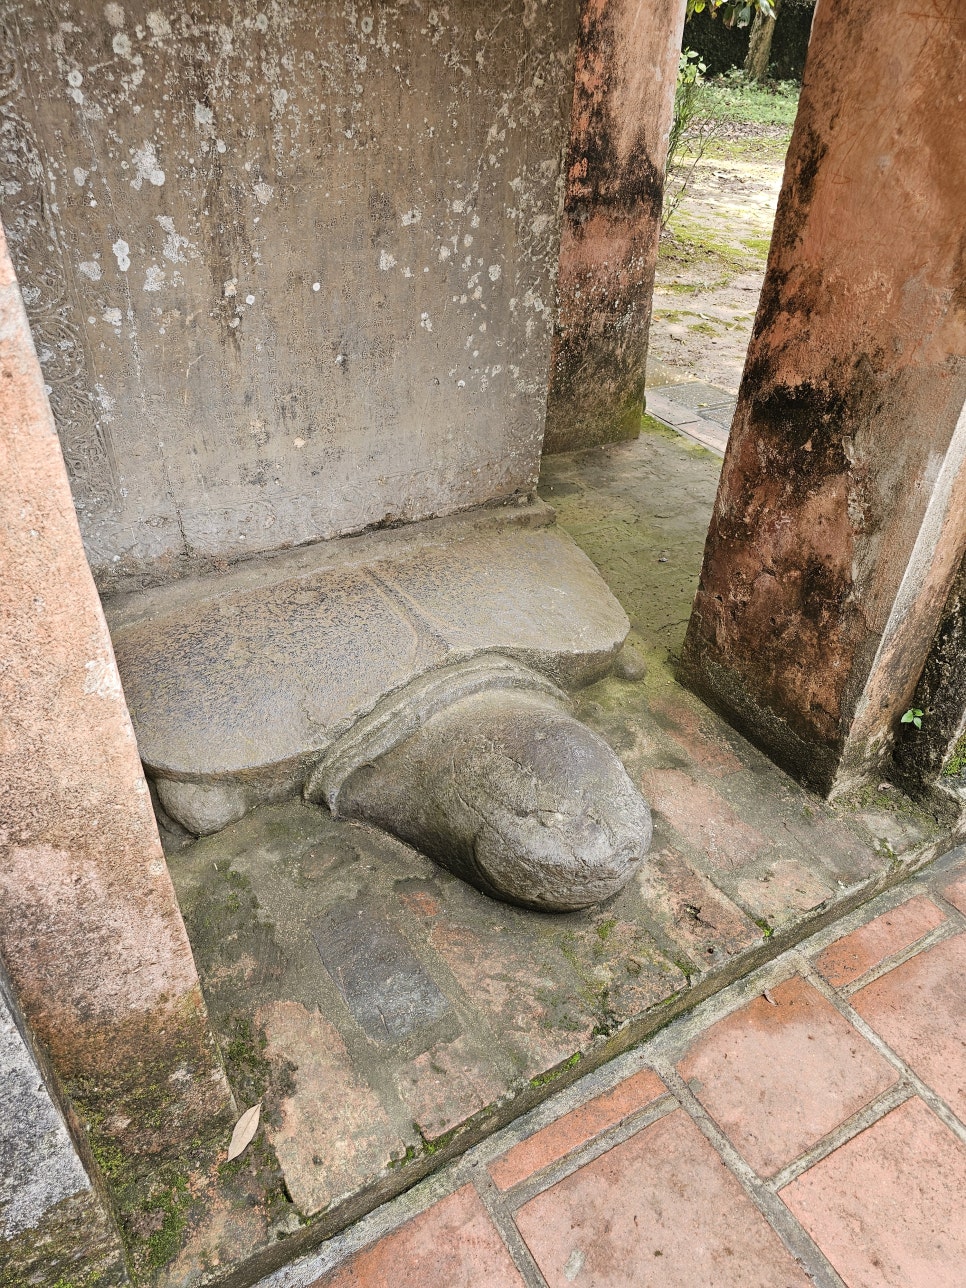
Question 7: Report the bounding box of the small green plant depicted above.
[901,708,924,730]
[667,50,707,166]
[664,51,716,227]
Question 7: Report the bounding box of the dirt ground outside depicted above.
[646,89,797,394]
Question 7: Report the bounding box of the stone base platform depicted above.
[143,425,958,1286]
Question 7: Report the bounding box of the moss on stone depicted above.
[388,1144,419,1169]
[637,412,717,460]
[595,917,618,942]
[0,1189,128,1288]
[528,1052,581,1089]
[836,780,940,832]
[942,731,966,777]
[92,856,304,1280]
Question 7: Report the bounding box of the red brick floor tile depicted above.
[850,932,966,1120]
[677,975,897,1175]
[489,1068,666,1190]
[942,870,966,916]
[781,1097,966,1288]
[813,895,946,987]
[316,1185,525,1287]
[514,1109,811,1287]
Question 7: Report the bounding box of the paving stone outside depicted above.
[266,848,966,1288]
[813,894,947,987]
[644,384,732,454]
[677,974,898,1176]
[650,381,736,413]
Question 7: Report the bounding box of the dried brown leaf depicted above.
[226,1102,261,1161]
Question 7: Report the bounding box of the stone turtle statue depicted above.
[108,505,652,911]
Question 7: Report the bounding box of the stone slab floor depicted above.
[263,846,966,1288]
[157,425,956,1285]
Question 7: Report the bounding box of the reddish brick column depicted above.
[543,0,686,454]
[0,226,231,1177]
[682,0,966,795]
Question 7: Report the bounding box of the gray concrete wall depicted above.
[0,1,575,593]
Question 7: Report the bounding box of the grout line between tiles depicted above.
[495,1093,679,1211]
[256,862,966,1288]
[925,885,966,928]
[767,1081,916,1192]
[472,1171,551,1288]
[255,1164,462,1288]
[797,955,966,1148]
[652,1061,848,1288]
[836,919,960,997]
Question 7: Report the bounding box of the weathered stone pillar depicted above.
[0,225,231,1205]
[543,0,686,454]
[682,0,966,796]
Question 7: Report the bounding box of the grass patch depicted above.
[741,235,773,257]
[703,75,800,130]
[701,134,791,164]
[662,212,760,276]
